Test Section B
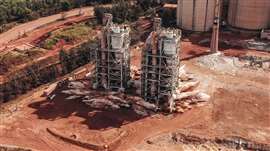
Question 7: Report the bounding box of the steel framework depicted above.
[94,14,131,92]
[141,19,181,106]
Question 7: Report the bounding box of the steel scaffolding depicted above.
[94,14,131,92]
[141,19,181,106]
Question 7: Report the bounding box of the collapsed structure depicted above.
[141,18,181,107]
[94,14,131,92]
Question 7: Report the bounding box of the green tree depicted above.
[60,0,72,11]
[0,6,8,24]
[59,49,69,74]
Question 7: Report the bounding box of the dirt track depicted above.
[0,7,93,50]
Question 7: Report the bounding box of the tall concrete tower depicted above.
[94,14,131,92]
[141,18,181,107]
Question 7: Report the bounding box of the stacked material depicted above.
[169,65,210,113]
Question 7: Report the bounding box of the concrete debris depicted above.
[173,90,200,101]
[62,89,90,95]
[239,55,270,70]
[178,65,194,81]
[66,95,82,100]
[82,94,133,110]
[244,39,270,52]
[132,105,149,116]
[169,66,210,113]
[107,95,131,108]
[177,81,200,92]
[83,98,120,110]
[196,53,240,75]
[68,81,86,89]
[194,92,210,102]
[43,83,58,97]
[85,72,92,78]
[135,100,157,111]
[82,96,156,116]
[261,29,270,40]
[197,52,270,73]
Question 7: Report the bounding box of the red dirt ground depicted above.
[0,16,99,84]
[0,7,94,49]
[180,32,270,60]
[0,38,269,151]
[0,14,270,150]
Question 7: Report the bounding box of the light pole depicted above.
[210,0,221,53]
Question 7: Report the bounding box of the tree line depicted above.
[94,0,161,24]
[94,0,176,27]
[0,0,112,26]
[0,40,97,103]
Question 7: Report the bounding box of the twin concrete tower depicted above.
[94,14,181,107]
[94,13,131,92]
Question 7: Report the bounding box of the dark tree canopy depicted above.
[0,0,112,26]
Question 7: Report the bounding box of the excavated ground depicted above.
[131,57,270,151]
[0,32,270,151]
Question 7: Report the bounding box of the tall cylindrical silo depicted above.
[177,0,216,32]
[227,0,270,30]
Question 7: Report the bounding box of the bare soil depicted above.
[0,7,94,48]
[1,46,269,151]
[0,23,269,150]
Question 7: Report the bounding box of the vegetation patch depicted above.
[94,0,175,27]
[0,47,46,73]
[0,22,17,34]
[41,23,92,49]
[0,40,97,102]
[0,0,112,26]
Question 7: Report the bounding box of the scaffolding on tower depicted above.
[141,18,181,107]
[93,14,131,92]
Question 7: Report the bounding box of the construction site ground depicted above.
[0,9,269,150]
[0,31,269,150]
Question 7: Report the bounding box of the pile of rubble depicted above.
[82,93,157,116]
[196,53,270,73]
[47,78,156,116]
[169,65,210,113]
[196,53,241,75]
[244,39,270,52]
[239,55,270,70]
[130,65,210,113]
[54,65,209,115]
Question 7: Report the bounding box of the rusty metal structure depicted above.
[141,18,181,106]
[94,14,131,92]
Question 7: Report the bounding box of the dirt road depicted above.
[0,7,93,49]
